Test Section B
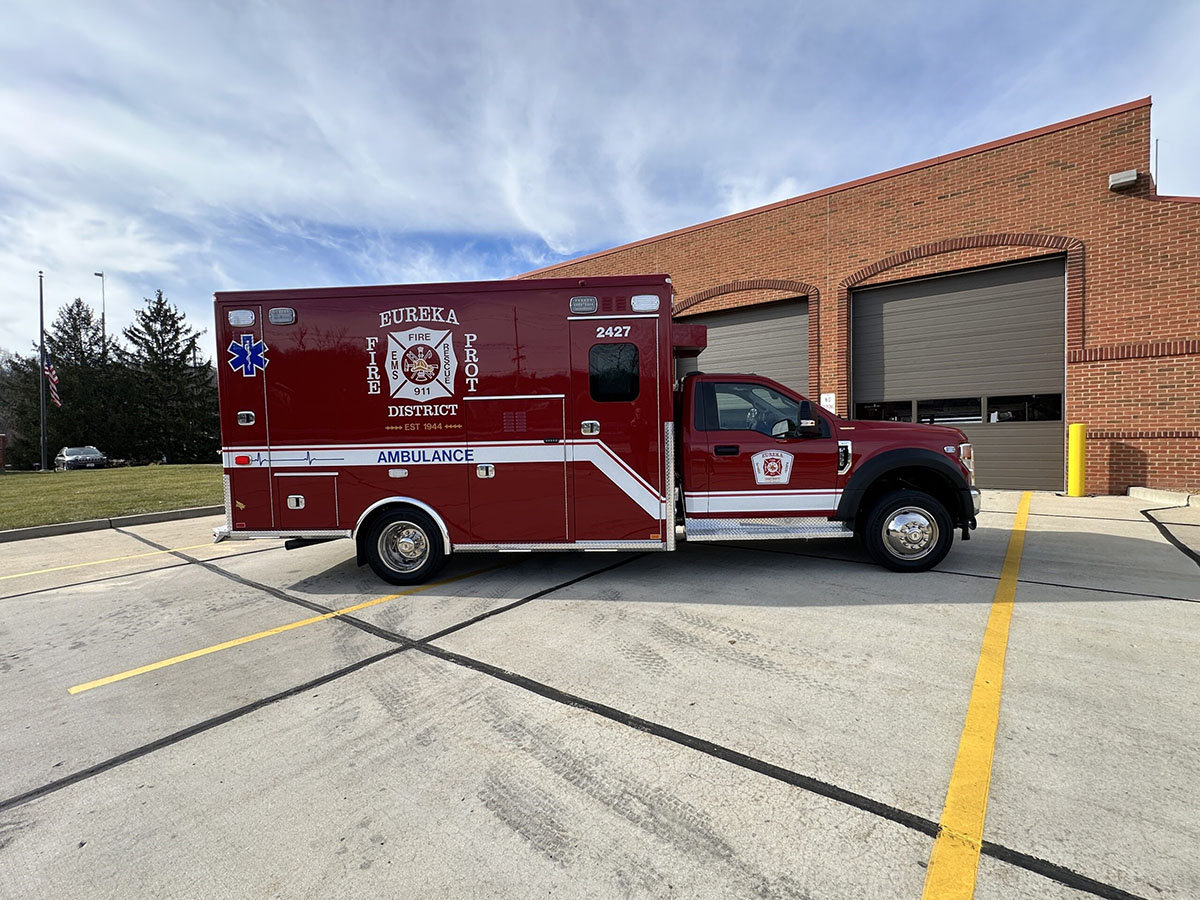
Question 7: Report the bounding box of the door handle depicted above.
[581,420,600,436]
[714,445,739,456]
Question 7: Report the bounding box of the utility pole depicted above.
[38,270,47,472]
[94,271,106,361]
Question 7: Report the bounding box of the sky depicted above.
[1,0,1198,362]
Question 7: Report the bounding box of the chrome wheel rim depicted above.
[378,521,429,573]
[881,506,937,560]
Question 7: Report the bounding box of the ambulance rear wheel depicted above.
[365,509,446,585]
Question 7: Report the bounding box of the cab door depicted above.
[694,379,839,517]
[218,304,273,530]
[568,315,665,542]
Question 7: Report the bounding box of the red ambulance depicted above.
[214,275,978,583]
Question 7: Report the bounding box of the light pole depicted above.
[38,270,47,472]
[94,271,106,360]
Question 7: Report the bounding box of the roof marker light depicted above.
[228,309,255,326]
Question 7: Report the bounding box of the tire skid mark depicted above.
[673,608,762,645]
[0,817,31,850]
[478,697,816,897]
[480,698,735,862]
[590,606,627,629]
[477,769,579,867]
[613,857,676,897]
[357,649,451,729]
[613,641,677,677]
[671,608,815,662]
[646,616,849,697]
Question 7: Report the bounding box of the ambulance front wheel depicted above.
[365,509,447,585]
[862,489,952,573]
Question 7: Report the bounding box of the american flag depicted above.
[44,361,62,408]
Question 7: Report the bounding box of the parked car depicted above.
[55,446,110,471]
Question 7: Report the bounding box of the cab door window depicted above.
[710,383,800,436]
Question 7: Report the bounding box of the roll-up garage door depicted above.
[851,258,1064,490]
[676,299,809,395]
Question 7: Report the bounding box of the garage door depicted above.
[851,258,1064,490]
[676,299,809,395]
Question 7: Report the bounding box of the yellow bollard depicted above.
[1067,423,1086,497]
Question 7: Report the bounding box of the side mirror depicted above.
[797,400,820,436]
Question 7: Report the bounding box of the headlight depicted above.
[959,442,975,485]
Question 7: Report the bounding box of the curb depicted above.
[0,506,225,544]
[1127,486,1199,507]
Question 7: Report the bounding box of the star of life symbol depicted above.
[751,449,794,485]
[227,334,268,377]
[385,329,457,401]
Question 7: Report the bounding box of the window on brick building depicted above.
[855,400,914,422]
[917,398,983,425]
[987,394,1062,423]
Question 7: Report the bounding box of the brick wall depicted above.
[524,98,1200,494]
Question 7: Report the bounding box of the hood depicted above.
[843,418,968,444]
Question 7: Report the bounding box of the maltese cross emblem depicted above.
[385,328,457,401]
[751,449,794,485]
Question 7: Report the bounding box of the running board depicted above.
[684,517,853,542]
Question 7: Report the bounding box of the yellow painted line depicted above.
[0,542,215,582]
[68,565,498,695]
[921,490,1032,900]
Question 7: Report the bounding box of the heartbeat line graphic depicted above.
[267,451,346,466]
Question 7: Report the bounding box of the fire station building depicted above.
[525,98,1200,495]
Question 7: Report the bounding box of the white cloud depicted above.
[0,198,188,351]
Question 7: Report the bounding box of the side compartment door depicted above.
[569,316,665,542]
[465,396,568,543]
[219,304,273,531]
[697,381,839,517]
[273,473,339,531]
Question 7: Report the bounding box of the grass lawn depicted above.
[0,464,223,530]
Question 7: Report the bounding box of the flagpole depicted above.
[38,270,47,472]
[94,271,106,362]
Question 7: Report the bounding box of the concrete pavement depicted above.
[0,491,1196,899]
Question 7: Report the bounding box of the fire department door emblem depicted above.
[751,449,794,485]
[385,329,457,401]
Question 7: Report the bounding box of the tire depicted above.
[363,508,447,585]
[862,489,953,573]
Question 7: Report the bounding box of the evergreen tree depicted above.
[0,349,17,436]
[38,299,135,460]
[44,298,114,367]
[0,350,45,468]
[1,291,218,468]
[119,291,219,464]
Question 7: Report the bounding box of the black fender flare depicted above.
[836,448,972,523]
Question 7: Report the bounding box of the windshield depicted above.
[66,447,102,456]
